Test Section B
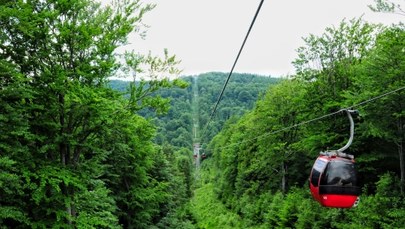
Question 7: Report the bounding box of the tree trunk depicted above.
[281,162,287,193]
[397,116,404,195]
[399,140,404,195]
[59,92,76,223]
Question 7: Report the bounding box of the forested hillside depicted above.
[1,0,404,228]
[192,19,405,228]
[110,73,279,149]
[0,1,194,227]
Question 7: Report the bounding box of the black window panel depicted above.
[311,169,321,187]
[320,160,358,186]
[319,185,361,196]
[310,158,327,187]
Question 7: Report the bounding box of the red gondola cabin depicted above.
[309,152,361,208]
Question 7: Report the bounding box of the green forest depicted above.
[1,0,404,228]
[110,73,279,149]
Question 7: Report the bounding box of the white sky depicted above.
[117,0,403,77]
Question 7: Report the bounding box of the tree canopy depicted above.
[0,0,192,227]
[1,0,404,228]
[197,19,405,228]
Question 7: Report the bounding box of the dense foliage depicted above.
[199,19,405,228]
[110,73,279,150]
[193,73,279,145]
[1,0,404,228]
[0,0,193,228]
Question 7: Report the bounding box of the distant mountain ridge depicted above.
[109,72,281,148]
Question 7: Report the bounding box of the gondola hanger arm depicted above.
[336,109,358,153]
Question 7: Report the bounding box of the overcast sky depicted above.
[118,0,402,77]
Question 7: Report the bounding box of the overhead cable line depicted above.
[221,85,405,184]
[210,85,405,151]
[200,0,265,140]
[199,86,405,189]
